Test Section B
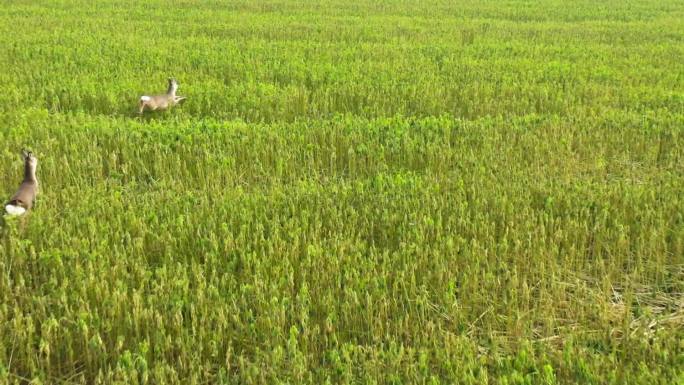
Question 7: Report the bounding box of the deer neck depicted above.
[24,162,37,182]
[167,84,178,97]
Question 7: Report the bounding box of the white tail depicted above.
[140,96,151,102]
[5,204,26,216]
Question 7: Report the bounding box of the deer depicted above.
[138,78,186,114]
[5,149,39,216]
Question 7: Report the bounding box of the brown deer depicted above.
[5,150,38,216]
[138,78,186,114]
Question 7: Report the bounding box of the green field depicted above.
[1,1,683,384]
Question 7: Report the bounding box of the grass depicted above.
[0,1,683,384]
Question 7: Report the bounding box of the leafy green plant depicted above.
[0,1,682,384]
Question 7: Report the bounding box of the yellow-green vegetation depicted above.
[1,0,683,384]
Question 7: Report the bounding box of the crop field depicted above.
[0,0,683,384]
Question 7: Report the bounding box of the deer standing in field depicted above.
[5,150,39,216]
[138,78,186,114]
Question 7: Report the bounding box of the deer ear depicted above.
[21,149,28,159]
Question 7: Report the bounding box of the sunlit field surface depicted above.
[0,1,683,384]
